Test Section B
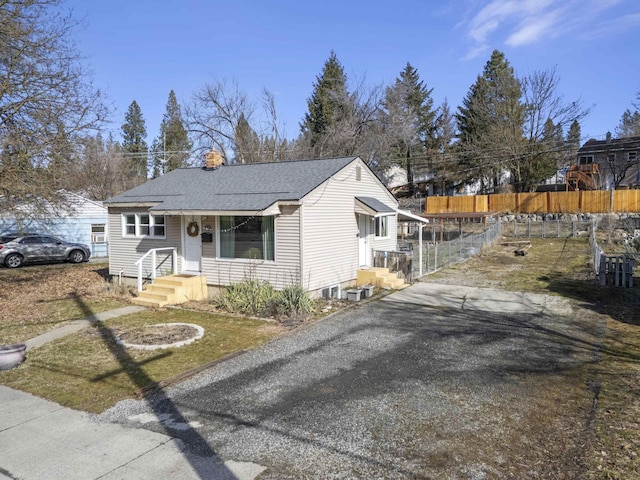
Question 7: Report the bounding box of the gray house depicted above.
[105,155,409,304]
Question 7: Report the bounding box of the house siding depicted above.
[200,206,301,290]
[108,208,182,278]
[0,194,109,257]
[301,158,398,292]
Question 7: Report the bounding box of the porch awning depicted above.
[354,196,396,217]
[396,209,429,224]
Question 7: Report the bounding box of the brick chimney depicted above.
[204,149,224,169]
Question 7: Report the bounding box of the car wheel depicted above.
[4,253,24,268]
[68,250,86,264]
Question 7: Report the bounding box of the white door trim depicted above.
[358,214,370,267]
[182,216,202,273]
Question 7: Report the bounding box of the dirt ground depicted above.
[421,237,640,479]
[0,262,129,343]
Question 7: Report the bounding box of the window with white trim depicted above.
[218,216,274,260]
[629,151,638,162]
[122,213,166,239]
[375,216,389,238]
[91,224,106,243]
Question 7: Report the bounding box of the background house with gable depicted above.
[0,190,108,257]
[576,134,640,190]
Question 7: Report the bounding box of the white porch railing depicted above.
[134,247,178,292]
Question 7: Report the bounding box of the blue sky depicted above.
[67,0,640,146]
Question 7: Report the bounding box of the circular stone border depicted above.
[116,323,205,350]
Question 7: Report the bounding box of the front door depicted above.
[358,214,370,267]
[183,216,202,273]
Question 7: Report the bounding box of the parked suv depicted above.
[0,234,91,268]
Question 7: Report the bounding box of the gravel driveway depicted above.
[99,283,602,479]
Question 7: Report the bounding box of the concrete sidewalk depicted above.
[3,306,266,479]
[0,386,265,480]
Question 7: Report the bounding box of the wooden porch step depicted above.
[356,267,407,290]
[132,274,208,308]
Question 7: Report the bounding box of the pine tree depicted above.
[121,100,149,180]
[433,98,458,194]
[300,51,350,150]
[456,50,524,193]
[234,112,260,163]
[151,91,191,176]
[616,109,640,138]
[383,63,436,194]
[565,120,581,165]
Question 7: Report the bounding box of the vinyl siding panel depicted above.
[108,208,181,278]
[302,158,398,292]
[200,206,301,290]
[0,216,108,257]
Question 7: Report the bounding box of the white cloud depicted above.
[583,12,640,39]
[505,11,561,46]
[460,0,636,59]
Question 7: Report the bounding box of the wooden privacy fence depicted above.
[425,190,640,214]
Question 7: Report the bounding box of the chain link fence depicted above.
[399,221,502,277]
[502,219,592,238]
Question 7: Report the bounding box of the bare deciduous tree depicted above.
[0,0,108,223]
[185,78,255,163]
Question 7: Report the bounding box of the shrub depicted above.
[274,285,315,318]
[214,279,276,316]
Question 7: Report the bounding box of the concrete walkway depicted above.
[24,305,145,350]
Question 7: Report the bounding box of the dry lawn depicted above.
[0,262,129,344]
[424,236,640,479]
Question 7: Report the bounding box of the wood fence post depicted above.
[578,191,583,212]
[610,189,614,213]
[599,255,606,286]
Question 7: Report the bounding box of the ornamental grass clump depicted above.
[215,279,276,317]
[274,285,315,317]
[214,280,315,322]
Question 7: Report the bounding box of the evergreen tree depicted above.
[153,90,191,174]
[234,112,260,163]
[300,51,350,151]
[383,63,436,194]
[456,50,524,193]
[433,98,459,194]
[121,100,149,180]
[616,109,640,138]
[565,119,581,165]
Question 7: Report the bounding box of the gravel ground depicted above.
[98,283,602,479]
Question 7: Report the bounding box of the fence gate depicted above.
[599,255,634,287]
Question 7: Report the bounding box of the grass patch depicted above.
[0,308,279,413]
[585,319,640,479]
[425,235,640,478]
[0,262,131,344]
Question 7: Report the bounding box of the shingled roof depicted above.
[578,136,640,154]
[105,156,359,212]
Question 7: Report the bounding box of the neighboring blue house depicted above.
[0,191,109,258]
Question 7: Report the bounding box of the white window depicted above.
[629,151,638,162]
[91,224,106,243]
[152,215,165,237]
[375,216,389,238]
[218,216,274,260]
[122,213,166,239]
